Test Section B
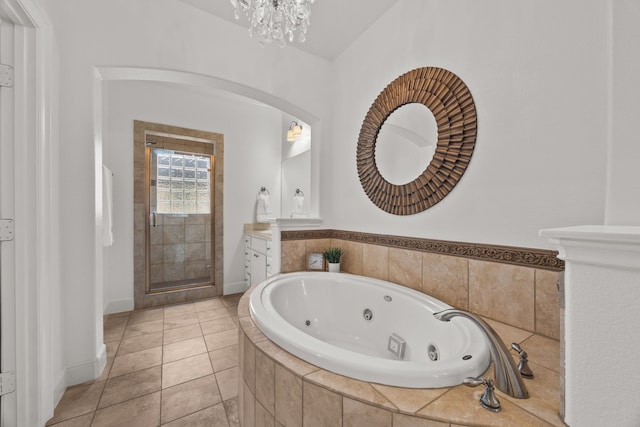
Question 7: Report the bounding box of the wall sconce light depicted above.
[286,121,303,141]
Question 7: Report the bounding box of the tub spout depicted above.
[434,308,529,399]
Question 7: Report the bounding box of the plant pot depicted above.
[328,262,340,273]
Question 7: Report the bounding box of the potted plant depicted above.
[323,247,343,273]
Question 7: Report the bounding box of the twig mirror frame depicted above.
[356,67,477,215]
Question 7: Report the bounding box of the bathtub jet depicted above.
[249,272,491,388]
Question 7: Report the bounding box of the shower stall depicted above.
[145,136,215,293]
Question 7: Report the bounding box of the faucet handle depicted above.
[511,343,534,379]
[463,377,501,412]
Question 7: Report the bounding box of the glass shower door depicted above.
[147,147,213,292]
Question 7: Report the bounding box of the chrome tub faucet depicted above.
[434,308,529,399]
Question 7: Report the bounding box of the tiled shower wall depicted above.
[281,236,561,340]
[150,213,212,284]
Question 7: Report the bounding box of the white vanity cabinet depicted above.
[244,233,273,288]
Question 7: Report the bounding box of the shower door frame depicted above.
[133,121,224,308]
[145,142,215,294]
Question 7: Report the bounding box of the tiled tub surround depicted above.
[280,231,562,341]
[234,230,565,425]
[238,289,564,427]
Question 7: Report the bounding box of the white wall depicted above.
[606,1,640,225]
[45,0,332,388]
[327,0,610,250]
[103,80,283,311]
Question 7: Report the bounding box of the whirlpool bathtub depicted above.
[249,272,491,388]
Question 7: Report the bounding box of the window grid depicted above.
[156,152,211,214]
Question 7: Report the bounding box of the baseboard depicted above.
[65,343,107,387]
[103,298,134,315]
[224,280,247,295]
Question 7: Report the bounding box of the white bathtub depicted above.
[249,272,491,388]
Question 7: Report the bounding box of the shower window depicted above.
[156,151,211,214]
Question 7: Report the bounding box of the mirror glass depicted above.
[281,116,311,217]
[375,103,438,185]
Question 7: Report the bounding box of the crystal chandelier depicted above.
[230,0,316,47]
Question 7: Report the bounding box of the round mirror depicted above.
[375,103,438,185]
[357,67,477,215]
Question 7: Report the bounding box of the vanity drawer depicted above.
[251,236,268,254]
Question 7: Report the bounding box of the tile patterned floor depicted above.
[46,294,243,427]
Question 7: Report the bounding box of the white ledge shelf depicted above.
[540,225,640,270]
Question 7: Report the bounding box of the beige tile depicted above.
[197,307,232,322]
[226,304,239,318]
[223,398,240,427]
[209,344,238,372]
[128,308,164,326]
[274,363,302,426]
[216,366,239,401]
[255,348,275,415]
[535,269,561,340]
[469,260,535,331]
[243,382,256,427]
[255,340,318,377]
[46,413,93,427]
[164,336,208,363]
[104,316,128,331]
[161,375,222,424]
[422,253,469,309]
[117,331,163,356]
[163,323,203,345]
[255,401,275,427]
[237,296,250,318]
[483,317,534,348]
[362,244,388,281]
[195,297,225,312]
[98,366,161,408]
[103,323,126,343]
[392,413,448,427]
[343,397,391,427]
[388,248,422,291]
[222,293,243,307]
[501,364,564,427]
[110,346,162,378]
[162,353,214,389]
[371,383,448,413]
[339,240,364,275]
[305,238,331,254]
[164,302,196,318]
[281,240,306,273]
[162,403,230,427]
[243,335,256,394]
[200,316,236,335]
[205,328,239,352]
[239,318,267,345]
[92,391,160,427]
[304,369,395,410]
[302,380,343,427]
[122,319,164,339]
[521,334,561,374]
[96,357,114,382]
[418,387,551,426]
[105,341,119,359]
[45,381,105,425]
[163,311,200,330]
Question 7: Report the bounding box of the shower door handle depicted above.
[150,211,157,227]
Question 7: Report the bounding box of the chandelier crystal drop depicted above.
[230,0,315,47]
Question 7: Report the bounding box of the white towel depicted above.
[102,165,114,246]
[256,192,271,223]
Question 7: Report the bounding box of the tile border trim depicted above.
[281,229,564,271]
